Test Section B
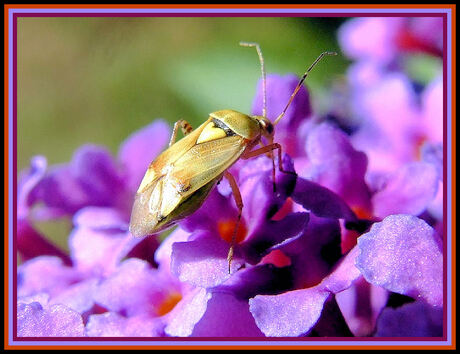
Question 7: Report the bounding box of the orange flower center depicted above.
[217,218,247,244]
[261,249,292,268]
[156,292,182,316]
[413,134,428,160]
[352,206,374,220]
[271,197,294,221]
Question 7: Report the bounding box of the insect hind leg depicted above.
[169,119,194,147]
[224,171,244,274]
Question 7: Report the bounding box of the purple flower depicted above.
[375,301,443,337]
[17,41,444,338]
[17,294,85,337]
[356,214,443,307]
[17,121,175,337]
[251,74,312,157]
[349,73,443,175]
[338,17,442,65]
[171,153,306,288]
[25,120,170,221]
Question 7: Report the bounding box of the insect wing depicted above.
[171,134,247,196]
[129,121,247,237]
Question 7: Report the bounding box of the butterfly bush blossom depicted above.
[17,18,443,338]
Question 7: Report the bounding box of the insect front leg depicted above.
[169,119,194,147]
[243,143,297,192]
[224,171,244,274]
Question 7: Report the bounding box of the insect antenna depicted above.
[240,42,267,118]
[273,51,337,126]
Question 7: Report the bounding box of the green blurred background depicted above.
[18,17,350,250]
[18,17,350,172]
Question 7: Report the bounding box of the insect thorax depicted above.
[209,109,261,140]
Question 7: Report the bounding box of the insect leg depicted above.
[169,119,194,147]
[243,143,297,191]
[223,171,243,274]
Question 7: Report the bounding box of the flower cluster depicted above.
[17,17,444,338]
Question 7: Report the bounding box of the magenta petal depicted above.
[70,145,126,205]
[241,212,309,265]
[238,154,296,226]
[214,264,293,300]
[50,279,98,314]
[86,312,164,337]
[34,165,91,215]
[171,232,244,288]
[17,302,85,337]
[17,293,50,307]
[251,74,311,157]
[34,145,126,215]
[154,227,191,270]
[273,215,342,288]
[304,123,371,211]
[251,74,311,123]
[18,256,82,298]
[73,206,128,230]
[192,292,264,337]
[249,288,330,337]
[421,76,443,144]
[118,120,170,192]
[165,288,211,337]
[321,246,362,294]
[356,215,443,306]
[179,188,231,234]
[375,301,443,337]
[17,156,47,219]
[338,17,403,64]
[94,258,180,317]
[292,178,356,220]
[372,162,439,218]
[69,225,134,276]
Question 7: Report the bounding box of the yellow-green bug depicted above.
[129,42,336,271]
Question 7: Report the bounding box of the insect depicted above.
[129,42,336,272]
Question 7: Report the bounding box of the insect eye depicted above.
[266,122,274,134]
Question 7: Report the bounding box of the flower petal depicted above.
[251,74,311,157]
[50,278,98,314]
[421,76,443,144]
[191,292,264,337]
[164,287,211,337]
[69,226,135,276]
[86,312,164,337]
[241,212,309,265]
[17,156,47,219]
[154,227,191,270]
[275,215,343,288]
[372,162,439,218]
[338,17,403,64]
[303,123,371,212]
[118,120,171,192]
[374,301,443,337]
[171,232,244,288]
[94,258,181,317]
[249,288,330,337]
[17,302,85,337]
[292,178,356,220]
[18,256,82,298]
[356,214,443,306]
[33,145,128,216]
[73,206,128,230]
